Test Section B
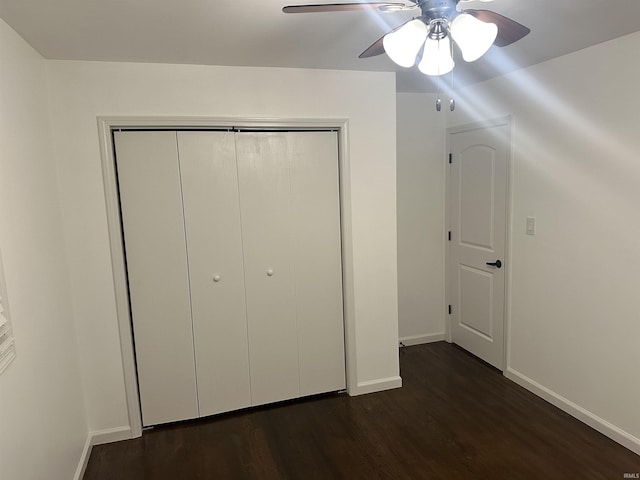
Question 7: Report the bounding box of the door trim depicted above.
[97,116,355,438]
[445,115,513,372]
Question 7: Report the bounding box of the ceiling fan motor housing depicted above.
[420,0,459,20]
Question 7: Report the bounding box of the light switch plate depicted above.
[526,216,536,236]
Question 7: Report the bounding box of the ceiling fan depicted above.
[282,0,530,76]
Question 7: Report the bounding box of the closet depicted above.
[114,129,345,427]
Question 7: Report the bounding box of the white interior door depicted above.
[448,123,509,370]
[235,132,301,406]
[288,132,345,396]
[115,131,198,426]
[117,128,346,423]
[177,131,252,417]
[235,131,346,405]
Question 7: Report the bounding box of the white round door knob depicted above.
[266,269,274,277]
[213,275,221,283]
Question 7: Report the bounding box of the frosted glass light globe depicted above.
[418,35,454,76]
[383,19,429,68]
[450,13,497,62]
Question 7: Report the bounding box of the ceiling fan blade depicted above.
[358,20,410,58]
[359,35,386,58]
[466,9,531,47]
[283,2,407,13]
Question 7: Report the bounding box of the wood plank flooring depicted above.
[84,342,640,479]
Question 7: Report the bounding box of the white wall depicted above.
[46,61,400,434]
[396,94,446,345]
[0,19,87,480]
[448,31,640,453]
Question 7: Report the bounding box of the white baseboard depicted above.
[90,425,132,446]
[399,333,446,347]
[350,375,402,396]
[73,426,133,480]
[505,368,640,456]
[73,435,93,480]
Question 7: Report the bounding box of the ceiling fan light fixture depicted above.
[450,13,497,62]
[383,19,428,68]
[418,35,454,76]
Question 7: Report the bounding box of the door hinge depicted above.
[448,305,452,315]
[448,231,452,241]
[448,153,452,164]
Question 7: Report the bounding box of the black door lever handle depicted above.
[486,260,502,268]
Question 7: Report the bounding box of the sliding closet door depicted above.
[236,132,300,406]
[114,131,198,426]
[177,131,252,417]
[289,132,345,396]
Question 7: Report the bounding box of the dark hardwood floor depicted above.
[84,342,640,479]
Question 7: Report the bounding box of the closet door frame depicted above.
[98,116,355,439]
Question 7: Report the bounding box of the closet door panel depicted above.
[114,131,198,426]
[235,132,300,406]
[290,132,346,396]
[177,131,252,417]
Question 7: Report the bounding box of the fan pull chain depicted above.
[436,36,442,112]
[449,36,456,112]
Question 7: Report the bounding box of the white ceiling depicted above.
[1,0,640,92]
